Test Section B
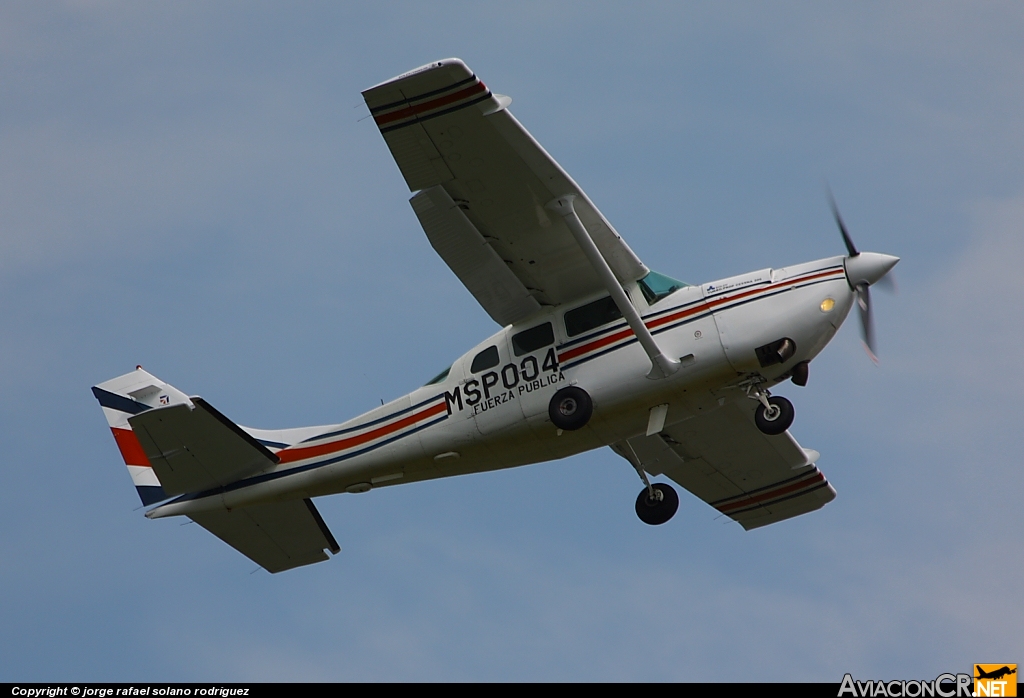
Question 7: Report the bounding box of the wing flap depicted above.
[411,185,542,325]
[128,398,279,496]
[615,401,835,530]
[190,499,340,573]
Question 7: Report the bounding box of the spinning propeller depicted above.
[827,190,899,362]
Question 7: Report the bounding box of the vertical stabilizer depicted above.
[91,368,192,505]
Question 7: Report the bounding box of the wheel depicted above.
[754,395,794,435]
[635,483,679,525]
[548,386,593,431]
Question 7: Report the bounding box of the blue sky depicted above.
[1,2,1021,681]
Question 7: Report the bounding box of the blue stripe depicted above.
[725,481,832,517]
[710,468,821,506]
[171,413,450,503]
[369,74,478,114]
[557,293,708,352]
[92,387,150,415]
[559,275,843,371]
[558,317,631,350]
[136,485,169,506]
[299,393,446,443]
[557,267,843,354]
[379,92,492,134]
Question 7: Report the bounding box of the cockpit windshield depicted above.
[638,270,689,305]
[424,365,451,386]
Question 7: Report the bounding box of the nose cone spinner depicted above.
[845,252,899,288]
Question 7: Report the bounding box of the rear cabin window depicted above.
[512,323,554,356]
[470,345,500,373]
[564,296,623,338]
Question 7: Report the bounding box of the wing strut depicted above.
[547,195,679,379]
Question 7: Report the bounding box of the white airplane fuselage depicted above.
[148,254,854,520]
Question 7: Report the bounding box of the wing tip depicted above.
[362,57,471,95]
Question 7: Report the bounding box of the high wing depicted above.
[190,499,340,574]
[612,401,836,530]
[363,58,648,325]
[128,398,280,497]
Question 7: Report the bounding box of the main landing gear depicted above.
[635,482,679,525]
[621,443,679,526]
[548,386,593,431]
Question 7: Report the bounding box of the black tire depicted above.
[635,483,679,526]
[754,395,794,435]
[548,386,593,431]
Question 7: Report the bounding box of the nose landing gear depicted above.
[739,378,796,435]
[749,390,794,435]
[754,395,794,435]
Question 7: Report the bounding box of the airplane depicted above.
[976,667,1017,681]
[92,58,898,573]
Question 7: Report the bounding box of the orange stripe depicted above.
[373,82,488,127]
[276,401,447,464]
[111,427,151,467]
[716,472,825,513]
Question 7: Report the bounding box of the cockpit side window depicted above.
[470,345,500,373]
[564,296,623,338]
[512,322,554,356]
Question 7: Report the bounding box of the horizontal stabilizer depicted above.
[190,499,340,573]
[129,398,280,497]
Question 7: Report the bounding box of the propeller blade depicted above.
[827,187,859,257]
[856,283,878,363]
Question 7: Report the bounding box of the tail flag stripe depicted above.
[91,386,151,415]
[111,428,152,467]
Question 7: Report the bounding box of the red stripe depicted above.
[558,269,845,363]
[111,428,151,467]
[276,401,447,464]
[559,327,635,362]
[373,82,488,127]
[645,301,711,331]
[716,472,826,514]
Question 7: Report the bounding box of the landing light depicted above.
[820,298,835,312]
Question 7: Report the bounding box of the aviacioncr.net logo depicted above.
[838,673,973,698]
